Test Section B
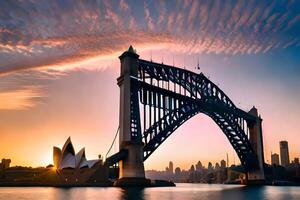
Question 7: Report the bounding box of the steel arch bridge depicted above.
[107,46,265,183]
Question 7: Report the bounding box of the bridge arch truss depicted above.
[134,59,259,171]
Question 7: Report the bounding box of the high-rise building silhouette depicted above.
[280,141,290,167]
[271,153,280,165]
[174,167,181,175]
[195,161,203,172]
[215,163,220,170]
[169,161,173,174]
[220,160,226,169]
[226,153,229,167]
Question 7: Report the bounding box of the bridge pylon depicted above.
[114,46,150,186]
[247,106,265,183]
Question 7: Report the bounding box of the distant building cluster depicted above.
[271,141,299,167]
[0,159,11,170]
[147,160,228,184]
[268,140,300,183]
[0,159,11,179]
[146,140,300,184]
[1,139,299,185]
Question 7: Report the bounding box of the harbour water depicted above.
[0,183,300,200]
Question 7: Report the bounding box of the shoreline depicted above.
[0,179,175,188]
[0,182,113,187]
[1,181,299,187]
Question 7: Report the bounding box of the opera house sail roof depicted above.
[53,137,100,170]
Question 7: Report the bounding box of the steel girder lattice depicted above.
[135,59,259,171]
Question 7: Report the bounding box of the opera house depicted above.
[0,138,110,186]
[53,137,99,170]
[49,137,108,184]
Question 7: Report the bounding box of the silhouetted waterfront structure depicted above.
[169,161,174,174]
[280,141,290,167]
[220,160,226,169]
[271,153,280,165]
[146,160,229,184]
[145,153,300,185]
[0,159,11,169]
[195,161,203,172]
[0,159,11,179]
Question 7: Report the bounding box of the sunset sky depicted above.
[0,0,300,171]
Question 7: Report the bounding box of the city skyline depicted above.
[1,136,298,171]
[148,140,299,171]
[1,0,300,171]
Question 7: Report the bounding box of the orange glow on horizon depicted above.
[0,86,43,110]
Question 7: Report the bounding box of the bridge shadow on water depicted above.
[118,185,298,200]
[120,187,145,200]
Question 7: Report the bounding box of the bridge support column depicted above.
[118,142,145,178]
[247,106,265,184]
[115,46,149,186]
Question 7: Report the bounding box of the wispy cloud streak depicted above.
[0,85,43,110]
[0,0,300,74]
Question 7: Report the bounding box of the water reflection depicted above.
[216,186,267,200]
[0,184,300,200]
[121,187,145,200]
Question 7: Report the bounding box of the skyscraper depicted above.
[174,167,181,175]
[215,163,220,170]
[195,161,203,172]
[220,160,226,169]
[271,153,280,165]
[280,141,290,167]
[169,161,173,174]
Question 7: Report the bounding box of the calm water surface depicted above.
[0,184,299,200]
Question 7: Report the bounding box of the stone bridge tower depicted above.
[247,106,265,183]
[115,46,149,186]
